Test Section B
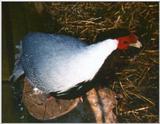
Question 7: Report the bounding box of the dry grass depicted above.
[43,3,158,45]
[112,49,159,122]
[39,2,159,123]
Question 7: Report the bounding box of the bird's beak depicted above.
[129,40,142,48]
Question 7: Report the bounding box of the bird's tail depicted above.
[9,41,24,82]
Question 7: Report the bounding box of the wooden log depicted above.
[22,78,80,120]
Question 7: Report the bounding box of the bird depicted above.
[10,29,142,98]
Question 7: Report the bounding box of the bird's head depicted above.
[116,33,142,50]
[96,28,142,50]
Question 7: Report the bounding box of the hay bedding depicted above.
[111,49,159,123]
[43,3,158,43]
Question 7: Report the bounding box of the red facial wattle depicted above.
[116,33,138,50]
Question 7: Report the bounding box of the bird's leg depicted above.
[86,88,103,123]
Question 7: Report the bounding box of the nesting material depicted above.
[112,49,159,122]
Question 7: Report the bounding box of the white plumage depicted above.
[50,39,118,93]
[10,33,118,94]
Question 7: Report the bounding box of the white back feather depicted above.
[52,39,118,93]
